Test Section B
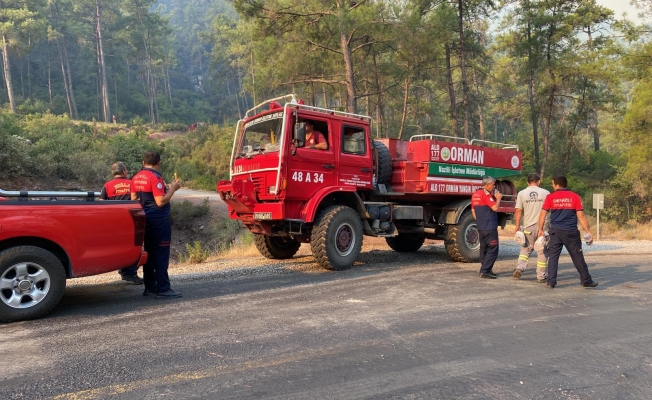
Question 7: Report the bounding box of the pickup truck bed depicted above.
[0,192,147,322]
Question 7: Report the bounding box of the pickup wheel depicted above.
[386,232,426,252]
[373,140,393,186]
[0,246,66,323]
[311,205,363,271]
[444,210,480,262]
[254,234,301,259]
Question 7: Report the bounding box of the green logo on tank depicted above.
[441,147,451,161]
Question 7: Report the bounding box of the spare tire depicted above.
[373,140,393,186]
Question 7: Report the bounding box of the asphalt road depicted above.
[2,242,652,399]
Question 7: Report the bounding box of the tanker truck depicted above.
[217,95,522,271]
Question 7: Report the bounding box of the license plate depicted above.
[254,212,272,220]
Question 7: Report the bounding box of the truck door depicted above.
[285,119,337,200]
[337,124,373,189]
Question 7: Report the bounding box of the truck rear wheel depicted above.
[444,210,480,262]
[385,232,426,252]
[254,234,301,259]
[373,140,393,186]
[311,205,363,271]
[0,246,66,323]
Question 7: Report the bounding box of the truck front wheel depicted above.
[0,246,66,323]
[254,234,301,259]
[311,206,363,271]
[385,232,426,252]
[444,210,480,262]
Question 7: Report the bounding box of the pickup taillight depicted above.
[129,208,146,246]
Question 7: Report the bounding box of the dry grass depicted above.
[595,219,652,240]
[217,243,261,259]
[506,216,652,240]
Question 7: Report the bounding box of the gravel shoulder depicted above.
[66,236,652,288]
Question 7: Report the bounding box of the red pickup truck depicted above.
[0,188,147,322]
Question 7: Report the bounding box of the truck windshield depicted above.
[238,111,284,158]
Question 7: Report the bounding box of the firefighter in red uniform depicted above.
[101,161,143,284]
[537,175,598,289]
[304,120,328,150]
[131,152,182,298]
[471,176,503,279]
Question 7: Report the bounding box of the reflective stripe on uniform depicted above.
[537,261,547,269]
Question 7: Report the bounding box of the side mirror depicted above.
[293,123,306,147]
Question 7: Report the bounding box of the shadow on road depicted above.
[49,246,463,322]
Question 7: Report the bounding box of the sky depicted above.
[595,0,647,23]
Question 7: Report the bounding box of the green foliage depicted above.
[182,241,211,263]
[108,134,163,178]
[154,122,188,132]
[161,124,234,189]
[170,199,211,229]
[0,113,30,177]
[207,217,243,252]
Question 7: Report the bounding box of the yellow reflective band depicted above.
[524,231,532,234]
[519,255,529,260]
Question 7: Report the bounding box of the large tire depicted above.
[373,140,393,186]
[254,234,301,259]
[0,246,66,323]
[444,210,480,262]
[386,232,426,252]
[311,205,363,271]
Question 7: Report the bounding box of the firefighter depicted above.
[537,175,598,289]
[471,176,502,279]
[100,161,143,285]
[304,120,328,150]
[512,173,550,282]
[131,152,183,298]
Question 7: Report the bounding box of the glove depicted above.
[514,230,526,246]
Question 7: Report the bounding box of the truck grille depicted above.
[251,176,265,192]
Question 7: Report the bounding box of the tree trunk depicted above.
[249,47,256,105]
[445,43,458,137]
[527,23,541,174]
[398,75,411,139]
[27,42,32,102]
[372,48,384,138]
[165,65,173,107]
[592,123,600,151]
[19,62,24,99]
[146,53,156,124]
[95,0,111,122]
[152,68,159,124]
[541,82,555,179]
[47,40,52,105]
[56,38,74,118]
[457,0,470,139]
[340,29,356,113]
[1,34,16,112]
[62,39,78,118]
[472,68,485,139]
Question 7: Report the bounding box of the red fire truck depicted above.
[218,95,522,270]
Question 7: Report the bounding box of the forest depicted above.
[0,0,651,224]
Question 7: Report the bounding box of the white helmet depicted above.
[514,231,526,246]
[534,235,548,252]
